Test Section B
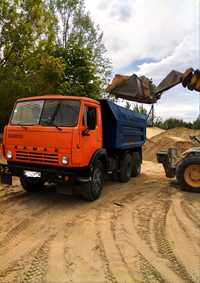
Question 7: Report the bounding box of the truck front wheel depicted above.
[81,160,104,201]
[20,177,45,193]
[176,156,200,192]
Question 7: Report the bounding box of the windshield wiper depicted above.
[49,102,61,124]
[54,125,63,131]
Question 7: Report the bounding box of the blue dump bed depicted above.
[100,100,146,150]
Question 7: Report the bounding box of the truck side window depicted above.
[83,106,97,130]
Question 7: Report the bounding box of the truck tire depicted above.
[20,177,45,193]
[119,153,133,182]
[176,155,200,192]
[81,160,104,201]
[132,151,141,177]
[111,171,120,182]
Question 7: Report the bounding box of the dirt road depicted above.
[0,161,199,283]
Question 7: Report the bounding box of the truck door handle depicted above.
[82,129,90,136]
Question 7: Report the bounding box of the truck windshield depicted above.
[11,99,80,127]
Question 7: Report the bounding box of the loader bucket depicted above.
[106,68,199,105]
[106,74,159,104]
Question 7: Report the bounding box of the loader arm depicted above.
[106,68,200,104]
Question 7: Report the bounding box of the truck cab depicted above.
[2,95,102,168]
[0,95,146,201]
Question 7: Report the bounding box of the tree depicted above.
[0,0,65,129]
[191,117,200,129]
[132,104,147,115]
[49,0,112,97]
[0,0,55,71]
[125,102,132,110]
[55,43,102,98]
[0,0,112,130]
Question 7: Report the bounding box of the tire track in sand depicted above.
[95,211,118,283]
[20,234,56,283]
[153,200,194,283]
[137,254,165,283]
[0,205,53,250]
[96,190,149,283]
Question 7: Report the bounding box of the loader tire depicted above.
[176,156,200,192]
[119,153,133,183]
[132,151,141,177]
[20,177,45,193]
[81,160,104,201]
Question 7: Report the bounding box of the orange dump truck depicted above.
[0,95,146,200]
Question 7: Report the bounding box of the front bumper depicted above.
[0,162,90,185]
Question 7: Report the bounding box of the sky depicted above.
[84,0,200,121]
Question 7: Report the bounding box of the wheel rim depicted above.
[93,168,103,194]
[184,164,200,188]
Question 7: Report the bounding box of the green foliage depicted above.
[0,0,64,129]
[161,118,187,129]
[125,102,147,115]
[125,102,132,110]
[55,43,102,98]
[132,104,147,115]
[49,0,112,92]
[0,0,112,130]
[192,118,200,129]
[153,117,200,130]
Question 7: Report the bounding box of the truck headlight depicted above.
[61,156,69,165]
[6,150,13,159]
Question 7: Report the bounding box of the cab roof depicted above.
[17,95,100,104]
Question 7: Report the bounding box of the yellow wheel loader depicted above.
[157,138,200,192]
[107,68,200,192]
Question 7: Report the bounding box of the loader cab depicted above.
[2,95,102,168]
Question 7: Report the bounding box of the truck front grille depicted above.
[16,151,59,165]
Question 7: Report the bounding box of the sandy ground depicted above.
[0,128,200,283]
[0,162,199,283]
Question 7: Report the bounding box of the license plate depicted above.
[24,170,41,178]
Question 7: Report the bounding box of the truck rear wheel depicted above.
[81,160,104,201]
[132,151,141,177]
[119,153,133,182]
[20,177,45,193]
[176,156,200,192]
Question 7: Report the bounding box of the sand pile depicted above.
[144,127,200,162]
[146,127,165,138]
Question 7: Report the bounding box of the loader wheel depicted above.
[132,151,141,177]
[176,156,200,192]
[81,160,104,201]
[119,153,133,182]
[20,177,45,193]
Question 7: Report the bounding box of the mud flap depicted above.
[0,165,12,185]
[0,172,12,185]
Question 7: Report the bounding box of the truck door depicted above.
[80,104,102,166]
